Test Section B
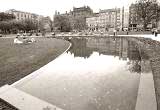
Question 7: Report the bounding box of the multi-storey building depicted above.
[86,13,99,31]
[86,7,128,32]
[5,9,42,22]
[98,8,119,31]
[72,6,93,18]
[54,6,93,31]
[129,4,139,30]
[5,9,53,32]
[123,7,130,30]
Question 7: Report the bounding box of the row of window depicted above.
[15,12,35,19]
[87,22,120,26]
[16,17,35,20]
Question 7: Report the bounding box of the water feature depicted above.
[14,37,151,110]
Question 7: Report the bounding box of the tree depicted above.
[40,16,53,32]
[135,0,160,30]
[23,19,38,32]
[0,13,15,34]
[38,20,45,32]
[0,16,38,34]
[105,24,111,31]
[0,21,10,33]
[0,12,15,21]
[73,17,86,31]
[48,17,54,32]
[53,15,72,32]
[127,60,141,73]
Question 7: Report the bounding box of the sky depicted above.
[0,0,136,19]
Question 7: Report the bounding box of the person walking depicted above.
[155,29,158,37]
[151,28,155,35]
[127,31,129,35]
[113,29,117,36]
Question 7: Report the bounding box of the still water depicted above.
[14,37,151,110]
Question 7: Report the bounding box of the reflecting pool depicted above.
[14,37,151,110]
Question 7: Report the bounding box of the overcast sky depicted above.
[0,0,136,19]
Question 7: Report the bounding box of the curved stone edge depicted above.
[11,39,71,87]
[122,36,157,110]
[0,85,63,110]
[0,39,71,110]
[135,73,157,110]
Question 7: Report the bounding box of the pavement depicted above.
[0,85,63,110]
[135,73,157,110]
[117,34,160,41]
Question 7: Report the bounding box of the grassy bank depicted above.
[129,37,160,109]
[0,38,70,86]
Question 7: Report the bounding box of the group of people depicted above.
[14,33,36,44]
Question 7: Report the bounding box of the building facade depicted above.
[86,8,129,32]
[86,13,99,31]
[123,7,130,29]
[54,6,93,31]
[5,9,42,22]
[72,6,93,18]
[129,4,139,30]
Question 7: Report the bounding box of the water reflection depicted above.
[68,37,150,74]
[69,38,94,58]
[15,36,151,110]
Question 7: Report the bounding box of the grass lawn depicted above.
[0,37,70,87]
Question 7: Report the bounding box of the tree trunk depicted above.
[143,20,148,31]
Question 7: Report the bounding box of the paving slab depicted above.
[135,73,157,110]
[0,85,63,110]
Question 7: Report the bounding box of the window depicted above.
[17,13,19,17]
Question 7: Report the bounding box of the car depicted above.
[51,32,56,38]
[100,32,104,35]
[36,33,39,36]
[27,33,32,36]
[51,32,55,35]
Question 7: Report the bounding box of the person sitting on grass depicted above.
[30,38,36,42]
[14,36,23,44]
[22,37,36,44]
[14,35,36,44]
